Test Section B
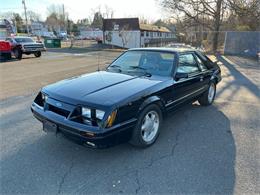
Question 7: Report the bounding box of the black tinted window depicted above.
[177,53,199,74]
[196,51,215,69]
[194,54,208,71]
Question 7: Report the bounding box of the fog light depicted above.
[85,141,95,147]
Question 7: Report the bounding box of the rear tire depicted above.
[34,51,41,58]
[130,104,162,148]
[198,82,216,106]
[14,48,22,60]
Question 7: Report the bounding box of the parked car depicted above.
[5,36,46,59]
[168,43,194,49]
[0,40,11,61]
[31,48,221,148]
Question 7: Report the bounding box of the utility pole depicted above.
[62,4,66,32]
[22,0,29,35]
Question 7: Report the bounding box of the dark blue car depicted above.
[31,48,221,148]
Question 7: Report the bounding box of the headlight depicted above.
[81,107,116,128]
[81,107,91,118]
[96,109,105,120]
[41,92,48,101]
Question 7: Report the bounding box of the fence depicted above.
[179,31,226,53]
[180,31,259,57]
[224,31,260,57]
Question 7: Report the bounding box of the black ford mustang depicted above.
[31,48,221,148]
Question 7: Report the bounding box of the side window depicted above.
[177,53,199,74]
[194,54,208,71]
[6,38,12,43]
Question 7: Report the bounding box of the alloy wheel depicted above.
[141,111,160,142]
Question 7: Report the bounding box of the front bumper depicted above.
[0,51,11,60]
[31,103,137,148]
[22,48,46,53]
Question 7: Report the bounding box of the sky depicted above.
[0,0,169,22]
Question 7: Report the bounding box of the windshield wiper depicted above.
[108,65,122,72]
[142,72,152,77]
[129,66,152,77]
[129,66,147,71]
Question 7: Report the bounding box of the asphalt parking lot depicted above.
[0,50,259,194]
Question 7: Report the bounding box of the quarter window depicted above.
[194,54,208,71]
[177,53,199,74]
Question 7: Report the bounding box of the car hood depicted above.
[43,71,167,107]
[21,42,43,46]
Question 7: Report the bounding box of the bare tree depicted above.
[139,16,150,24]
[46,4,67,31]
[119,24,131,48]
[25,10,41,22]
[104,5,114,19]
[228,0,260,30]
[160,0,228,52]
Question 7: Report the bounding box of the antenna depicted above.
[97,53,100,71]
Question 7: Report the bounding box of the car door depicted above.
[166,52,205,108]
[193,52,212,89]
[5,38,14,49]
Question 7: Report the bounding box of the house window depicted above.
[114,24,119,31]
[146,31,149,37]
[141,31,144,37]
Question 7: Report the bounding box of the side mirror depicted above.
[175,72,188,80]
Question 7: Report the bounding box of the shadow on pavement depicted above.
[0,102,235,194]
[216,55,260,99]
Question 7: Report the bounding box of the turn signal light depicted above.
[106,110,117,128]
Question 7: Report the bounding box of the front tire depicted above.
[14,48,22,60]
[34,51,41,58]
[130,104,162,148]
[198,82,216,106]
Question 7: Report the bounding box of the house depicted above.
[103,18,176,48]
[30,21,49,36]
[0,19,16,39]
[79,26,103,40]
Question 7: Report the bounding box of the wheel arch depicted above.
[138,96,165,115]
[210,76,218,85]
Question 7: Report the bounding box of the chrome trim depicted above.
[165,86,206,107]
[32,102,43,110]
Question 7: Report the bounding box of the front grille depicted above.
[23,44,44,49]
[48,104,70,118]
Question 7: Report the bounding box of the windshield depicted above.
[107,50,175,76]
[14,38,34,43]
